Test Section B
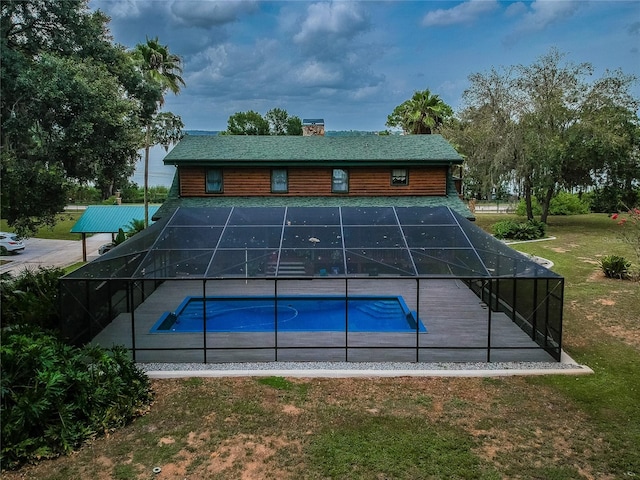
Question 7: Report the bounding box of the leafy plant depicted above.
[493,219,546,240]
[126,218,146,238]
[114,228,126,245]
[515,192,590,217]
[548,191,590,215]
[0,325,153,469]
[599,254,631,279]
[612,208,640,269]
[0,266,65,330]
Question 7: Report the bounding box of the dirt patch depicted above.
[282,404,303,415]
[158,436,175,446]
[578,256,600,265]
[595,298,616,306]
[205,434,299,479]
[601,323,640,350]
[587,270,605,281]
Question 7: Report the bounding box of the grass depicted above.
[3,213,640,479]
[1,212,84,241]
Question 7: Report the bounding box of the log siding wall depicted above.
[179,166,447,197]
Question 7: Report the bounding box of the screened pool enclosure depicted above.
[60,206,563,363]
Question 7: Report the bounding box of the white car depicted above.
[0,232,25,254]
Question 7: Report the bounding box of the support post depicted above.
[130,281,136,362]
[416,278,420,363]
[274,279,278,361]
[203,280,208,364]
[345,278,349,362]
[487,280,493,362]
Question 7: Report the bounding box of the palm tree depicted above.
[386,89,453,134]
[133,38,185,226]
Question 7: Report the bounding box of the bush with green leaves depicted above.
[0,325,153,469]
[548,191,590,215]
[0,266,65,330]
[515,192,590,216]
[493,219,546,240]
[599,255,631,279]
[586,186,640,213]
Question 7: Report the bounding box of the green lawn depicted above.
[4,213,640,479]
[1,212,84,241]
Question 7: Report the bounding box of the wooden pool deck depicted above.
[92,279,556,363]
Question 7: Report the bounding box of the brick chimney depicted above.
[302,118,325,136]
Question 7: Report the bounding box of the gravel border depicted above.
[139,358,593,378]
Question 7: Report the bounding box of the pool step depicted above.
[356,300,403,318]
[270,261,306,276]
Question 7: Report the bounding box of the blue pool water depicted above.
[150,296,426,333]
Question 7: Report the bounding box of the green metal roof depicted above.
[163,134,464,166]
[70,205,160,234]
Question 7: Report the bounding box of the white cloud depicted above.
[170,0,259,28]
[90,0,155,19]
[504,2,527,18]
[295,61,343,87]
[294,2,370,44]
[422,0,499,27]
[350,85,382,100]
[517,0,583,32]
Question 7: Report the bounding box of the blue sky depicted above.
[89,0,640,186]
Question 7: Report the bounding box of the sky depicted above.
[88,0,640,186]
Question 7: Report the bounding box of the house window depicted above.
[271,169,288,193]
[332,169,349,193]
[391,168,408,185]
[206,169,223,193]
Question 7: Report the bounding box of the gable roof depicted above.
[163,134,463,167]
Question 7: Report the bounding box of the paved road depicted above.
[0,233,113,276]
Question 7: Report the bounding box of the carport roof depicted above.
[70,205,160,234]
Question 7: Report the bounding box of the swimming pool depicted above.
[150,295,426,333]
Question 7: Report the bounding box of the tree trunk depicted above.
[144,124,150,227]
[524,176,534,221]
[540,187,554,224]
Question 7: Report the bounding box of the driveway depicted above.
[0,233,113,276]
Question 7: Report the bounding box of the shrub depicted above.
[515,197,542,216]
[548,192,590,215]
[600,255,631,279]
[611,208,640,272]
[587,186,640,213]
[515,193,590,216]
[493,219,546,241]
[0,266,65,330]
[0,325,153,469]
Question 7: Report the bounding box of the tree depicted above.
[1,0,145,236]
[286,116,303,136]
[265,108,302,135]
[386,89,453,134]
[265,108,288,135]
[225,110,270,135]
[224,109,302,136]
[456,49,639,221]
[132,37,185,227]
